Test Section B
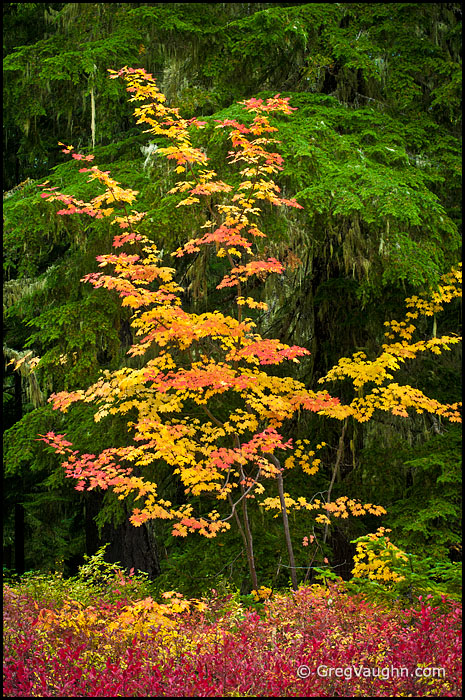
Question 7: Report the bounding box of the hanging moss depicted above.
[3,346,45,408]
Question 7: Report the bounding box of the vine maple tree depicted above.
[37,67,461,590]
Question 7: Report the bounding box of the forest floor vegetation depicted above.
[3,557,461,698]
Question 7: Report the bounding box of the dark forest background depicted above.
[3,2,461,595]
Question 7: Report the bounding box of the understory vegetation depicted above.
[3,3,462,697]
[3,548,462,697]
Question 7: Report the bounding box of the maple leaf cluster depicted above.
[318,264,462,423]
[38,144,141,224]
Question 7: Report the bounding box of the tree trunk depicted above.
[240,487,259,592]
[275,465,298,591]
[85,492,161,579]
[14,503,25,575]
[13,372,25,575]
[265,453,298,590]
[103,518,161,579]
[228,492,258,592]
[231,433,259,592]
[84,491,103,557]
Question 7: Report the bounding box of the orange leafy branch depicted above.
[39,144,143,229]
[216,258,285,289]
[111,67,302,298]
